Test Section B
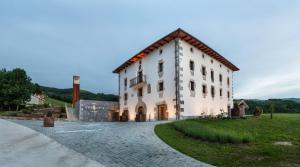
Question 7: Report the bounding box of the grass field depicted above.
[155,114,300,167]
[44,97,71,107]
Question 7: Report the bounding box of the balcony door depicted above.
[138,71,143,83]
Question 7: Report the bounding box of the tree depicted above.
[269,102,274,119]
[0,68,34,111]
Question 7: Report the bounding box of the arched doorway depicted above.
[135,106,146,122]
[120,110,129,122]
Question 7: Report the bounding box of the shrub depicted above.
[173,120,252,144]
[21,109,32,114]
[254,106,263,117]
[1,111,20,117]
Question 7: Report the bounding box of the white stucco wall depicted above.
[178,39,233,117]
[119,41,177,121]
[118,38,235,121]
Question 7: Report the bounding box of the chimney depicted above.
[73,76,80,104]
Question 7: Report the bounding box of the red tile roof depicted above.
[113,28,239,73]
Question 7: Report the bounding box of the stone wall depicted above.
[75,100,119,122]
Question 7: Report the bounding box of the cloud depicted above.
[235,71,300,99]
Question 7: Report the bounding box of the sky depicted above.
[0,0,299,99]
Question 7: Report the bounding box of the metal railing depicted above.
[130,75,146,87]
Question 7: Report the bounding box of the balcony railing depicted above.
[130,75,146,88]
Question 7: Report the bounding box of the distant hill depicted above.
[41,86,119,103]
[284,98,300,103]
[244,99,300,114]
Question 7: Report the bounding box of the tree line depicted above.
[0,68,41,111]
[245,99,300,114]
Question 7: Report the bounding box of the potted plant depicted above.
[43,111,54,127]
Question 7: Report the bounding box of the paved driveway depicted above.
[11,120,211,167]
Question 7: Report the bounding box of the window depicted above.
[201,66,206,76]
[227,91,230,98]
[158,62,163,72]
[147,84,151,94]
[124,78,127,87]
[211,70,214,82]
[220,64,222,68]
[125,69,127,73]
[190,81,195,91]
[158,82,164,91]
[211,59,214,64]
[202,84,207,95]
[189,60,194,71]
[202,54,205,59]
[138,61,142,70]
[220,89,223,97]
[211,86,215,98]
[124,93,128,101]
[190,47,194,53]
[227,77,230,86]
[159,49,163,55]
[219,74,223,83]
[138,88,143,97]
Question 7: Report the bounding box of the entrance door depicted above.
[121,110,129,122]
[157,104,168,120]
[135,106,146,122]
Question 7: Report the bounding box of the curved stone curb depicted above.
[0,119,104,167]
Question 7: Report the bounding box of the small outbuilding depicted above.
[231,99,249,118]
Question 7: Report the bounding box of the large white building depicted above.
[113,28,239,121]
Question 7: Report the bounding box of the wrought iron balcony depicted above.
[130,75,146,89]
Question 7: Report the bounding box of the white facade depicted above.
[115,29,237,121]
[179,40,233,117]
[119,41,177,121]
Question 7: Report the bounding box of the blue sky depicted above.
[0,0,299,99]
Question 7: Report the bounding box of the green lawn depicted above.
[155,114,300,167]
[44,97,71,107]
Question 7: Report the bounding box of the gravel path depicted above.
[11,120,211,167]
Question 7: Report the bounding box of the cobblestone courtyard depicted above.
[11,120,211,167]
